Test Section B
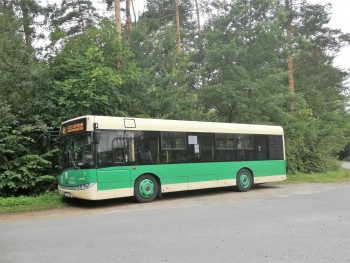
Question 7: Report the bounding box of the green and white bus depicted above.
[58,115,286,202]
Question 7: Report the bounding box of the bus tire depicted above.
[134,174,158,203]
[236,169,253,192]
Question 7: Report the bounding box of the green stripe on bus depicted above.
[59,160,286,191]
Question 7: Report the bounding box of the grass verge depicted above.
[0,191,67,214]
[285,167,350,184]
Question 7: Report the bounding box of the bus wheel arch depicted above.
[236,168,254,192]
[134,173,160,203]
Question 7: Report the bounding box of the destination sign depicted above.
[60,118,87,136]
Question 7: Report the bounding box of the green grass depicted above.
[1,168,350,214]
[285,167,350,184]
[0,191,67,214]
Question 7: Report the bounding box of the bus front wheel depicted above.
[134,174,158,203]
[236,169,253,192]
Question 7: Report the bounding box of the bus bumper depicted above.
[58,183,98,200]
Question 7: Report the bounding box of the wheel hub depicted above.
[138,179,155,198]
[240,173,250,188]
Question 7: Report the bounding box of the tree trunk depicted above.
[19,1,32,48]
[131,0,137,25]
[115,0,122,41]
[175,0,181,53]
[194,0,201,39]
[195,0,204,86]
[126,0,132,41]
[285,0,295,112]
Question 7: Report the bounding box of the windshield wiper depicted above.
[68,150,78,169]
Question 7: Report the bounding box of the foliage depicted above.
[48,19,140,125]
[0,122,55,196]
[130,13,211,120]
[199,0,288,123]
[45,0,100,45]
[0,2,56,197]
[284,1,350,172]
[8,0,44,49]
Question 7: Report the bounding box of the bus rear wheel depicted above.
[236,169,253,192]
[134,174,158,203]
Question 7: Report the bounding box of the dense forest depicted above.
[0,0,349,197]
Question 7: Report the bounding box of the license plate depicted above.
[64,192,72,198]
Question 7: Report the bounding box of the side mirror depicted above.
[92,131,101,144]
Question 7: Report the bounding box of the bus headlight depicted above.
[75,183,96,190]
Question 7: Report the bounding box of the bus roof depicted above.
[62,115,284,135]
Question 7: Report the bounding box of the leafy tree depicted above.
[130,23,186,118]
[284,1,350,172]
[0,121,54,197]
[199,0,287,123]
[48,19,140,126]
[130,2,210,120]
[0,2,55,196]
[6,0,43,49]
[139,0,197,51]
[45,0,100,49]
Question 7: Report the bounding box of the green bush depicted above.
[0,154,56,197]
[0,122,57,197]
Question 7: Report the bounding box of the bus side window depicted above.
[112,133,126,163]
[216,134,235,162]
[137,131,160,164]
[161,132,186,164]
[254,135,268,160]
[187,133,215,162]
[268,135,284,160]
[235,135,253,161]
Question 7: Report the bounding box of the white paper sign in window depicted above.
[188,135,198,145]
[194,144,200,153]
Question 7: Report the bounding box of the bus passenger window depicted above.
[254,135,268,160]
[137,131,160,164]
[216,134,235,161]
[235,135,253,161]
[268,135,284,160]
[161,132,186,164]
[187,133,215,162]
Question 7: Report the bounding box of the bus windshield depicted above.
[60,132,94,170]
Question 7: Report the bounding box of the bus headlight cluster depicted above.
[75,183,95,190]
